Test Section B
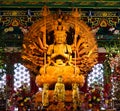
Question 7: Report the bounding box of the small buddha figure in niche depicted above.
[47,25,72,66]
[54,76,65,102]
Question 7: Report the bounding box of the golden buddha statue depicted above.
[42,83,49,106]
[72,83,80,105]
[47,25,72,66]
[39,22,80,87]
[54,76,65,102]
[22,6,98,106]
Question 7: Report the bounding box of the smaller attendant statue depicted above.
[42,83,49,106]
[72,83,80,106]
[54,76,65,102]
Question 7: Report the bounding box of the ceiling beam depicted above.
[0,1,120,9]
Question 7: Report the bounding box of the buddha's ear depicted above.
[72,83,74,87]
[65,33,67,37]
[72,83,75,88]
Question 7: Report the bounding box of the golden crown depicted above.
[54,25,66,36]
[54,19,67,37]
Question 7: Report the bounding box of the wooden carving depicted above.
[21,6,98,86]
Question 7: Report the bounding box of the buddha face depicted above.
[54,32,66,44]
[43,84,48,90]
[57,76,63,83]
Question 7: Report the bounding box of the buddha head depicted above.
[57,76,63,83]
[43,83,49,90]
[54,25,67,44]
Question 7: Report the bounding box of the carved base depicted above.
[34,90,74,104]
[36,66,85,88]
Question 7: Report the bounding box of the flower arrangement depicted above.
[8,83,32,110]
[109,27,120,36]
[109,54,120,75]
[109,54,120,102]
[85,85,101,109]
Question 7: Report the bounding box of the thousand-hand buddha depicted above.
[38,22,81,88]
